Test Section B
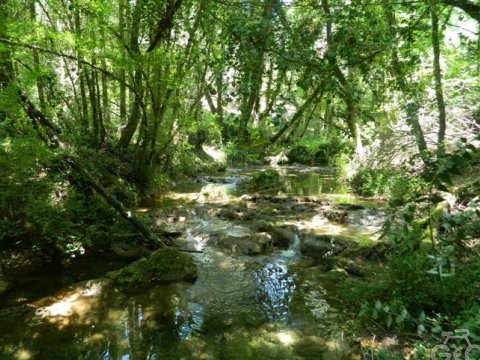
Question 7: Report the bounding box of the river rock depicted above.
[240,194,253,201]
[212,232,272,255]
[338,204,366,211]
[360,242,389,261]
[255,222,295,248]
[110,242,145,259]
[293,336,328,358]
[218,207,241,220]
[325,209,348,223]
[300,234,355,263]
[107,248,197,290]
[326,256,365,277]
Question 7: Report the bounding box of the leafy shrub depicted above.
[350,167,425,205]
[287,136,350,165]
[247,169,281,191]
[0,134,143,256]
[359,140,480,338]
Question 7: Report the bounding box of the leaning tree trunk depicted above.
[12,86,170,248]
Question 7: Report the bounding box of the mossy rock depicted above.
[108,248,197,290]
[300,234,357,264]
[247,169,281,191]
[326,256,365,277]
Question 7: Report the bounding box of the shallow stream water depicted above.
[0,166,387,360]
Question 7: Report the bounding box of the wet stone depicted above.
[108,248,197,291]
[300,234,356,264]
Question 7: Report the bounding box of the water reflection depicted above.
[253,261,296,322]
[281,173,348,196]
[0,166,370,359]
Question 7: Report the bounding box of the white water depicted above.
[280,234,301,258]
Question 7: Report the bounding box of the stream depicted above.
[0,166,388,360]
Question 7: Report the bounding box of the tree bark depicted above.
[382,0,428,154]
[431,1,447,149]
[146,0,183,52]
[118,0,127,124]
[271,86,322,144]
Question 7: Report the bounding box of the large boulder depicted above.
[107,248,197,291]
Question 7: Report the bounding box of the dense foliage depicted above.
[1,0,480,355]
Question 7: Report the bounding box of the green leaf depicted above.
[419,311,426,323]
[386,313,393,328]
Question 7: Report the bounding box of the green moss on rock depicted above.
[108,248,197,290]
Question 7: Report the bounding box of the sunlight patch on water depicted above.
[277,331,295,345]
[253,261,296,322]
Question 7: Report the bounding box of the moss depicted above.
[110,248,197,290]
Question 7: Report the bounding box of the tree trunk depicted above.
[72,2,89,131]
[271,86,322,144]
[30,0,47,111]
[117,0,143,149]
[431,1,447,150]
[13,86,170,248]
[382,0,428,154]
[118,0,127,124]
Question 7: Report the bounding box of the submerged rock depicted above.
[107,248,197,290]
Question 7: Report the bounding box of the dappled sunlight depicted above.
[34,281,107,329]
[202,145,226,163]
[277,330,296,345]
[0,166,387,358]
[13,349,32,360]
